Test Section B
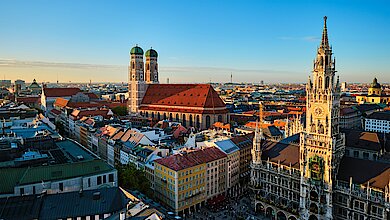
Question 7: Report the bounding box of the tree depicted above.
[116,163,153,198]
[112,106,128,116]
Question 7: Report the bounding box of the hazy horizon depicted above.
[1,1,389,84]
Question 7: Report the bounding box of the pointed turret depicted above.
[252,102,264,164]
[321,16,329,49]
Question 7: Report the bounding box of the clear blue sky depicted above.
[0,0,389,84]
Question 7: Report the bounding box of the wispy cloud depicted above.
[278,36,320,42]
[302,36,320,42]
[0,59,123,69]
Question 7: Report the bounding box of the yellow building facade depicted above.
[154,159,206,215]
[356,78,390,104]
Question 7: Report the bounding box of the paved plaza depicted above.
[185,196,269,220]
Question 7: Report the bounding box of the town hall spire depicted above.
[321,16,329,49]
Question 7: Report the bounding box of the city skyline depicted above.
[0,0,389,83]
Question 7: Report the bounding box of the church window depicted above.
[325,76,330,88]
[325,55,329,66]
[196,115,200,128]
[182,114,186,127]
[206,116,211,128]
[157,112,161,120]
[318,76,323,89]
[176,114,179,122]
[189,115,193,127]
[163,113,167,120]
[151,112,155,118]
[169,113,173,121]
[310,191,319,202]
[145,112,149,117]
[319,124,324,134]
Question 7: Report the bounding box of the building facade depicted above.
[356,78,390,104]
[364,111,390,133]
[250,17,390,220]
[154,147,227,216]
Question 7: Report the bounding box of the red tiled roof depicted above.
[71,109,112,119]
[54,98,69,108]
[43,88,81,97]
[155,147,227,171]
[84,92,99,99]
[16,96,40,104]
[140,84,227,114]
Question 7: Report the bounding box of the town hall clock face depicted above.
[314,106,324,117]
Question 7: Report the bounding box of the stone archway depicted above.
[255,202,265,214]
[310,203,318,214]
[277,211,287,220]
[310,190,319,202]
[266,207,276,220]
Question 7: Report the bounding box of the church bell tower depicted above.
[145,48,159,84]
[299,17,345,220]
[128,45,146,114]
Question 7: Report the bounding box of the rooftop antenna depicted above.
[230,72,233,84]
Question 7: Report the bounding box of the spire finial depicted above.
[321,16,329,48]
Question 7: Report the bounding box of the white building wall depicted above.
[107,144,115,166]
[365,118,390,133]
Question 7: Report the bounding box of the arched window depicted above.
[196,115,200,128]
[151,112,154,118]
[157,112,161,120]
[206,115,211,129]
[189,115,193,127]
[169,113,173,121]
[145,112,149,118]
[182,114,186,127]
[218,115,223,122]
[163,113,167,120]
[176,113,179,122]
[310,191,319,202]
[318,76,323,89]
[325,76,329,89]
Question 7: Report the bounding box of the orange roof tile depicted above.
[54,98,69,108]
[140,84,227,114]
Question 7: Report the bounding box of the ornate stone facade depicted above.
[250,17,390,220]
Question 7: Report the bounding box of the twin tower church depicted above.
[127,46,229,130]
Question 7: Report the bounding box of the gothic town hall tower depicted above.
[299,16,345,219]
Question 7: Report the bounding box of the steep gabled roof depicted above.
[338,157,390,190]
[155,147,227,171]
[140,84,227,114]
[344,130,381,151]
[261,140,300,169]
[43,88,81,97]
